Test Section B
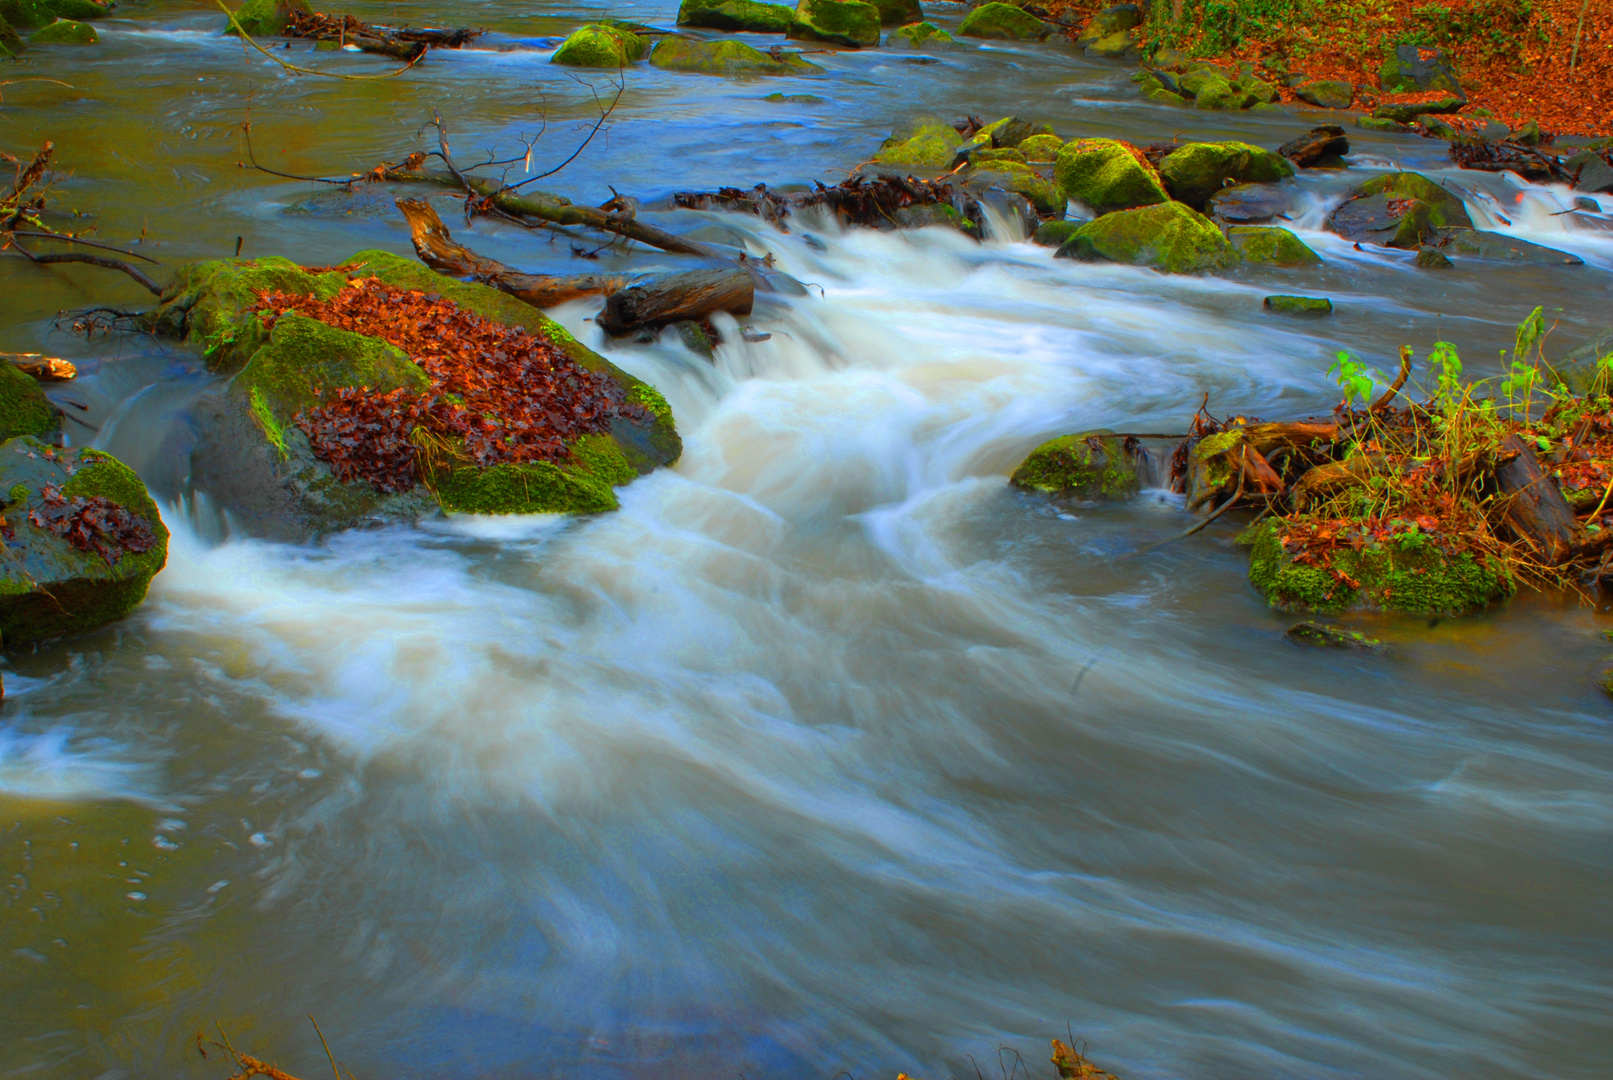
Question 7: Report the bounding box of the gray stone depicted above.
[1207,182,1291,224]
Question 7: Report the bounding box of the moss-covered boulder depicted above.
[969,161,1061,215]
[43,0,111,18]
[552,23,647,66]
[1326,171,1472,248]
[0,364,62,443]
[0,437,169,647]
[1244,518,1512,615]
[1158,141,1295,210]
[676,0,795,32]
[159,252,681,539]
[1019,133,1063,162]
[650,36,822,74]
[1010,430,1144,501]
[1033,219,1079,247]
[30,16,94,41]
[0,0,54,29]
[1294,78,1352,109]
[1228,225,1320,267]
[1377,42,1463,95]
[1264,294,1332,315]
[1075,2,1141,45]
[957,1,1048,40]
[869,0,921,26]
[0,18,23,56]
[873,116,963,168]
[788,0,879,46]
[887,20,953,48]
[222,0,310,36]
[1055,201,1236,274]
[1191,75,1247,110]
[1053,138,1168,215]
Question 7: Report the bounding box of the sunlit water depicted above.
[2,3,1612,1078]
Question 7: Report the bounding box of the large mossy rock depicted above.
[1010,430,1144,501]
[650,36,822,74]
[1244,519,1512,615]
[0,437,169,647]
[1294,77,1352,109]
[1377,42,1463,95]
[43,0,111,18]
[0,0,53,29]
[1326,171,1472,248]
[1372,93,1464,124]
[869,0,921,26]
[957,1,1048,40]
[873,116,963,168]
[788,0,879,46]
[0,14,23,55]
[1228,225,1321,267]
[0,363,62,442]
[553,23,647,65]
[30,16,94,41]
[1055,201,1235,273]
[1076,2,1141,45]
[1053,138,1167,215]
[968,161,1061,215]
[156,252,681,539]
[887,21,954,48]
[223,0,310,36]
[1157,141,1294,210]
[676,0,795,32]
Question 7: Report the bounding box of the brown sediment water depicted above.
[1,3,1612,1079]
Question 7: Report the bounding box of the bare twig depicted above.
[216,0,426,80]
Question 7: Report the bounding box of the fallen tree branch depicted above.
[217,0,426,80]
[3,245,163,294]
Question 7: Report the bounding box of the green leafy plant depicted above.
[1328,350,1381,408]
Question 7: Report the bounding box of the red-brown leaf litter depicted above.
[250,277,644,492]
[27,485,158,566]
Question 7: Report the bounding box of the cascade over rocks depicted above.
[1326,171,1472,247]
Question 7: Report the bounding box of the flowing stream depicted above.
[2,3,1612,1077]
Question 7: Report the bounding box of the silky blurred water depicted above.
[2,3,1612,1078]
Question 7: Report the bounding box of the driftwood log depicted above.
[396,198,628,307]
[282,10,481,61]
[1,353,75,380]
[1495,433,1582,562]
[595,269,754,336]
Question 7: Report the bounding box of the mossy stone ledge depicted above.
[676,0,795,33]
[1053,138,1168,215]
[650,37,823,75]
[552,23,647,66]
[873,116,963,169]
[0,437,169,647]
[887,20,953,49]
[787,0,879,47]
[1157,141,1295,211]
[0,363,63,442]
[161,251,682,540]
[957,2,1048,40]
[1229,226,1321,267]
[1010,430,1144,501]
[29,16,94,42]
[1056,201,1236,274]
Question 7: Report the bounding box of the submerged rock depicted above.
[1284,622,1385,651]
[29,15,94,41]
[957,1,1049,40]
[874,116,963,168]
[1263,294,1332,315]
[157,252,681,539]
[553,23,647,66]
[1229,225,1321,267]
[887,20,954,48]
[676,0,795,33]
[223,0,310,36]
[1053,138,1167,215]
[1157,141,1294,210]
[1326,171,1472,248]
[788,0,880,46]
[1245,518,1512,615]
[1010,430,1147,501]
[1433,227,1583,265]
[1055,201,1236,274]
[650,37,823,75]
[0,437,169,648]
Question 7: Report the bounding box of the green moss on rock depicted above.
[650,36,822,75]
[43,0,110,18]
[0,438,169,647]
[1263,294,1332,315]
[1294,78,1353,109]
[1244,519,1512,615]
[234,314,428,420]
[1158,141,1294,210]
[874,116,963,168]
[1033,219,1079,247]
[1053,138,1167,215]
[887,21,953,48]
[868,0,920,26]
[1228,225,1321,267]
[788,0,879,46]
[676,0,795,32]
[552,23,646,66]
[0,363,62,442]
[29,15,93,41]
[970,161,1061,215]
[0,0,53,29]
[1019,133,1062,161]
[1056,200,1235,273]
[957,1,1047,39]
[429,433,640,515]
[223,0,310,36]
[1010,430,1141,500]
[152,255,348,373]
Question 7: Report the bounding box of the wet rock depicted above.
[788,0,880,46]
[1019,133,1063,162]
[987,116,1055,149]
[223,0,310,36]
[1433,227,1582,266]
[1553,326,1613,395]
[1191,74,1245,110]
[763,90,825,102]
[1010,430,1147,501]
[0,363,62,442]
[1326,171,1472,248]
[1377,42,1463,95]
[1084,28,1137,59]
[1053,138,1167,215]
[48,0,110,12]
[650,37,822,75]
[0,15,24,55]
[670,320,717,359]
[1415,245,1452,269]
[553,23,647,65]
[1055,201,1237,274]
[1373,93,1465,124]
[1566,149,1613,194]
[1033,219,1079,247]
[1416,115,1459,140]
[957,1,1049,40]
[1157,141,1294,211]
[970,146,1027,165]
[164,252,681,539]
[1512,119,1545,145]
[676,0,796,33]
[28,12,91,40]
[1263,294,1332,315]
[1293,78,1352,109]
[0,437,169,648]
[1075,2,1141,46]
[873,116,963,168]
[0,0,54,28]
[1207,182,1291,224]
[868,0,921,27]
[1229,226,1320,267]
[1284,621,1385,651]
[1355,116,1412,134]
[967,161,1061,215]
[887,21,954,48]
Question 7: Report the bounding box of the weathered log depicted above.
[595,269,755,336]
[1495,433,1582,562]
[395,197,627,308]
[1242,421,1339,455]
[282,11,481,61]
[382,168,723,259]
[1,353,75,380]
